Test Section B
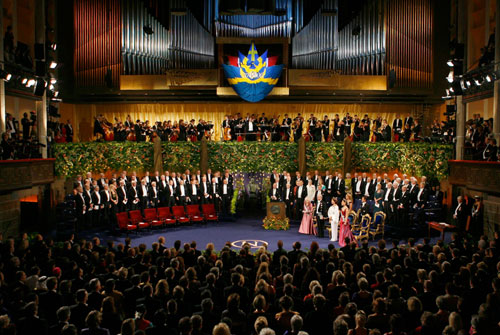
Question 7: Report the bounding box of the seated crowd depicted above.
[0,231,499,335]
[464,114,498,161]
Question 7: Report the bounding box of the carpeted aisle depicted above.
[79,216,450,251]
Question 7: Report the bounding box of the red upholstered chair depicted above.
[144,208,163,228]
[172,206,190,224]
[186,205,204,223]
[157,207,177,226]
[128,210,150,230]
[116,212,137,233]
[202,204,218,222]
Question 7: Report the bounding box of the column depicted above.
[36,92,47,158]
[493,0,500,143]
[0,0,5,133]
[455,0,467,160]
[35,0,46,157]
[456,96,466,160]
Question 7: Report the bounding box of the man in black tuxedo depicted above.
[353,174,365,200]
[269,183,281,202]
[335,174,346,200]
[359,196,371,218]
[149,181,160,208]
[188,180,200,204]
[91,185,103,226]
[65,120,74,142]
[199,176,211,204]
[282,183,294,218]
[176,180,188,205]
[483,138,498,161]
[130,180,142,210]
[322,115,330,141]
[165,179,177,207]
[70,289,91,330]
[314,194,328,237]
[294,180,307,219]
[210,178,221,211]
[392,115,403,142]
[245,117,257,141]
[397,185,410,226]
[220,179,233,214]
[453,196,468,231]
[117,180,129,212]
[408,178,419,207]
[404,113,413,129]
[100,183,111,225]
[413,182,429,225]
[17,302,48,335]
[363,177,374,200]
[158,175,169,205]
[83,184,93,226]
[431,185,444,204]
[75,186,86,232]
[383,182,394,225]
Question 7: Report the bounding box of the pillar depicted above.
[36,92,47,158]
[493,0,500,143]
[35,0,46,157]
[298,137,306,176]
[0,0,5,134]
[456,96,466,160]
[455,0,467,160]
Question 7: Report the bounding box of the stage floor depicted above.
[77,217,450,251]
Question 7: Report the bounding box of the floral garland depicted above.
[53,142,153,176]
[306,142,344,171]
[262,216,290,230]
[162,142,200,172]
[207,142,298,173]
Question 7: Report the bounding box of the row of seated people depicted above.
[267,170,445,229]
[72,169,234,231]
[0,231,499,335]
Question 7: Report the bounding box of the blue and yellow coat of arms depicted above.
[222,43,283,103]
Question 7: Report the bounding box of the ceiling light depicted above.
[54,91,59,97]
[27,79,36,87]
[474,78,481,86]
[50,78,57,84]
[49,61,58,69]
[447,60,454,67]
[49,84,55,90]
[50,43,57,51]
[21,78,28,85]
[485,75,492,82]
[446,70,454,83]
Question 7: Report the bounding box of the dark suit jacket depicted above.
[314,201,328,218]
[415,188,429,206]
[282,188,295,204]
[70,303,91,329]
[269,188,282,201]
[17,316,48,335]
[294,185,307,200]
[360,202,371,217]
[39,290,62,325]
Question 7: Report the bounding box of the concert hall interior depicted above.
[1,1,500,335]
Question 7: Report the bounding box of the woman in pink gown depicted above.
[338,199,356,247]
[298,199,316,235]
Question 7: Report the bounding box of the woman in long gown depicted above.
[338,199,356,247]
[328,198,340,242]
[298,199,316,235]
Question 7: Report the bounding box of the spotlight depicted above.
[446,70,454,83]
[0,70,12,81]
[466,80,471,88]
[485,74,492,82]
[474,78,482,86]
[21,78,28,85]
[49,61,58,69]
[449,87,454,93]
[27,79,36,87]
[54,91,59,97]
[49,84,55,90]
[447,60,454,67]
[50,43,57,51]
[50,78,57,84]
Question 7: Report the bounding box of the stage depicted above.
[76,216,451,251]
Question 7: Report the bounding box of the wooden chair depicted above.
[157,207,177,226]
[369,212,386,240]
[353,214,371,242]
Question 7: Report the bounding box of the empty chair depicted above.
[186,205,204,223]
[116,212,137,234]
[202,203,219,223]
[172,206,190,224]
[128,210,150,230]
[353,214,371,242]
[144,208,163,228]
[157,207,177,226]
[369,212,386,240]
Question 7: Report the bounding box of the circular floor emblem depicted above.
[231,239,268,249]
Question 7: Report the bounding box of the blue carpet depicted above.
[79,216,451,251]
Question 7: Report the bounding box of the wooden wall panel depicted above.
[74,0,122,88]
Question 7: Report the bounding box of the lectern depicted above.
[266,202,286,219]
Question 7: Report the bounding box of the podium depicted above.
[266,202,286,219]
